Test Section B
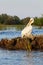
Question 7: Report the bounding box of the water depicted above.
[0,50,43,65]
[0,25,43,65]
[0,26,43,40]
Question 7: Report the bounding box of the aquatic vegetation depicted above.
[0,35,43,51]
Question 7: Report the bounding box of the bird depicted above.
[21,18,34,39]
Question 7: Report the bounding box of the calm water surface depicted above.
[0,50,43,65]
[0,25,43,65]
[0,26,43,39]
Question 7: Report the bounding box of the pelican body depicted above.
[21,18,34,38]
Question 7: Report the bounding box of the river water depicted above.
[0,25,43,65]
[0,26,43,40]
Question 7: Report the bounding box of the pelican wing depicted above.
[21,25,32,36]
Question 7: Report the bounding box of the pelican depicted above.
[21,18,34,39]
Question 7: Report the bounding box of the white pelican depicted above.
[21,18,34,39]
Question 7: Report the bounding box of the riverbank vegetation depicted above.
[0,14,43,26]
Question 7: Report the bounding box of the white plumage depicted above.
[21,18,34,38]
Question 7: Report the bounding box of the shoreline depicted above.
[0,24,43,27]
